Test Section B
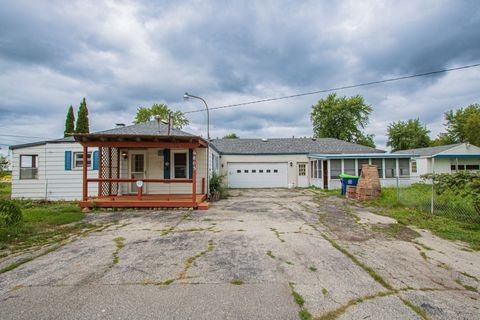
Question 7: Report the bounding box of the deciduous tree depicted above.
[311,93,375,147]
[133,103,189,129]
[386,118,430,152]
[222,133,239,139]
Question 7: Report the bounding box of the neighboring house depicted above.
[393,143,480,181]
[10,121,209,209]
[210,138,415,189]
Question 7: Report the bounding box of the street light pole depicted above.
[183,93,210,140]
[183,92,210,197]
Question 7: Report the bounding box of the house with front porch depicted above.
[10,121,210,209]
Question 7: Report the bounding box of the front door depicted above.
[323,160,328,189]
[297,162,308,187]
[129,151,147,194]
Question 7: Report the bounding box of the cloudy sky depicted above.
[1,0,480,155]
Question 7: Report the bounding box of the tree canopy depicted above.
[310,93,375,147]
[133,103,189,129]
[222,133,239,139]
[75,98,90,134]
[432,103,480,146]
[64,105,75,137]
[386,118,430,152]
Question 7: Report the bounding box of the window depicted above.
[466,164,480,170]
[237,170,241,173]
[451,163,480,171]
[371,159,383,178]
[274,169,278,173]
[385,159,396,178]
[310,161,314,178]
[357,159,369,176]
[266,169,271,173]
[20,155,38,179]
[399,159,410,177]
[73,152,92,169]
[343,159,355,176]
[330,159,341,179]
[298,163,306,176]
[173,152,187,178]
[244,170,249,173]
[316,160,321,179]
[252,169,256,173]
[259,169,264,173]
[411,160,417,173]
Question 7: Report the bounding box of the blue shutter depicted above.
[65,151,72,170]
[92,151,99,170]
[189,149,193,179]
[163,149,170,179]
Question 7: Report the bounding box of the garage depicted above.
[227,162,288,188]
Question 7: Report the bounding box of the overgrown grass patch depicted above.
[365,187,480,250]
[0,183,11,200]
[0,197,87,252]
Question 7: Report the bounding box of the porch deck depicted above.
[79,194,208,210]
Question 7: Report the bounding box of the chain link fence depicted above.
[395,179,480,224]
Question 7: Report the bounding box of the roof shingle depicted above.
[210,138,385,154]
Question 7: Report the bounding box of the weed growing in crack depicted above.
[143,279,175,286]
[112,236,125,265]
[230,280,243,285]
[455,279,478,293]
[178,240,215,279]
[420,251,428,261]
[289,282,312,320]
[399,297,430,320]
[309,266,317,272]
[460,271,479,281]
[322,288,328,295]
[321,234,394,291]
[266,250,275,258]
[270,227,285,243]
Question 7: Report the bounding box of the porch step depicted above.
[197,202,209,210]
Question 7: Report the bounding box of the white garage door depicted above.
[227,162,288,188]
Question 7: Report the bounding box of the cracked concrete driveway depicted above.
[1,189,479,319]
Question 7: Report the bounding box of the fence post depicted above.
[396,176,400,203]
[431,176,435,215]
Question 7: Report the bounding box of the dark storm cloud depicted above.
[1,0,480,152]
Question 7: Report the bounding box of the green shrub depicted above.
[209,171,229,199]
[0,199,23,226]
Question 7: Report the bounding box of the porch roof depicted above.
[73,120,208,147]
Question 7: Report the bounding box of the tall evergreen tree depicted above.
[64,105,75,137]
[75,97,90,133]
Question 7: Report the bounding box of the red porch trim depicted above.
[82,145,88,201]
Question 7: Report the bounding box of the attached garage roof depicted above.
[210,138,385,155]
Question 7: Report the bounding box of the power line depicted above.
[183,63,480,114]
[0,134,55,140]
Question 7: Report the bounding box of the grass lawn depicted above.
[0,184,90,252]
[365,186,480,251]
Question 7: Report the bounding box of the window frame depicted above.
[411,159,417,173]
[343,159,355,176]
[73,151,93,169]
[398,158,410,177]
[330,159,341,179]
[385,159,396,178]
[19,154,39,180]
[171,151,188,179]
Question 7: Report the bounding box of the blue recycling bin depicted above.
[339,174,360,196]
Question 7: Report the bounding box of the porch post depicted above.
[192,148,197,205]
[98,147,102,196]
[82,145,88,201]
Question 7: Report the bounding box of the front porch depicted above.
[74,129,209,210]
[80,194,208,209]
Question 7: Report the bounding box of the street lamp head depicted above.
[183,92,190,101]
